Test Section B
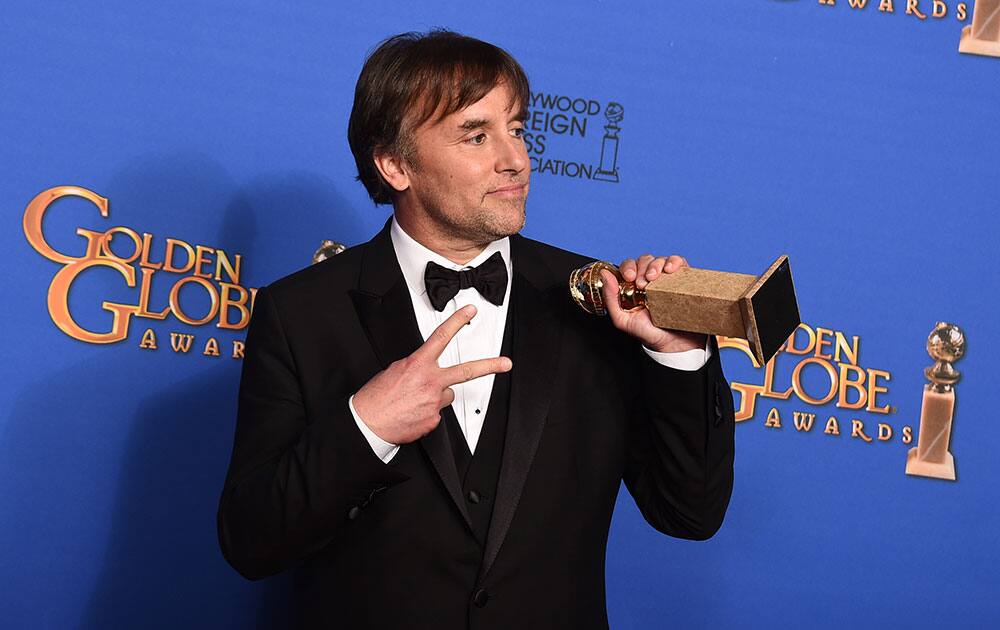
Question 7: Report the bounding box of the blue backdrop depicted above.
[2,1,998,628]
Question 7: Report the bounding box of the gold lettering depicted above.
[730,381,763,422]
[793,411,815,431]
[932,0,947,17]
[833,331,859,364]
[134,268,170,319]
[851,419,873,442]
[866,369,891,413]
[232,339,245,359]
[193,245,215,279]
[218,282,252,330]
[848,0,870,7]
[139,328,158,350]
[814,327,835,359]
[785,324,815,356]
[47,258,136,343]
[765,408,782,428]
[824,416,840,435]
[957,3,967,20]
[139,232,163,269]
[902,425,913,444]
[215,249,242,284]
[169,332,195,353]
[168,276,220,326]
[879,0,895,11]
[100,226,143,263]
[163,238,195,274]
[791,357,838,405]
[877,423,893,441]
[203,337,220,357]
[906,0,927,19]
[837,363,867,410]
[23,186,108,263]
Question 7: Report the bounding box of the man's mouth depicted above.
[487,184,527,197]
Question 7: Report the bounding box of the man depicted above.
[218,30,735,629]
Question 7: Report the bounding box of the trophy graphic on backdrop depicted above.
[905,322,966,481]
[594,102,624,183]
[569,255,801,366]
[313,239,347,264]
[959,0,1000,58]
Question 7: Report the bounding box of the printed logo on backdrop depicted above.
[22,186,252,360]
[720,321,967,481]
[525,92,624,182]
[797,0,1000,57]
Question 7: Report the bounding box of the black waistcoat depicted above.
[440,294,515,547]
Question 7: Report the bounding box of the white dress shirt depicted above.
[349,216,712,463]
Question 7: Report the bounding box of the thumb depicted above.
[599,269,626,324]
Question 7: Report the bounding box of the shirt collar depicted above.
[390,215,512,298]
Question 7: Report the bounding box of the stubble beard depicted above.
[426,193,527,247]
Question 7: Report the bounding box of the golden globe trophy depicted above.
[959,0,1000,58]
[569,255,800,366]
[313,239,347,264]
[905,323,966,481]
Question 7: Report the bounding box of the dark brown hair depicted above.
[348,30,531,205]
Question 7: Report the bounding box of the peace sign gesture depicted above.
[352,305,513,445]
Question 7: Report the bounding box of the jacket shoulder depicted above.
[513,234,595,285]
[261,242,364,305]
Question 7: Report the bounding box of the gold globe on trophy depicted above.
[313,240,347,264]
[905,322,966,481]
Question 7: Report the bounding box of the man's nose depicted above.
[495,133,527,174]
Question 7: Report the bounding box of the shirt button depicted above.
[467,490,481,504]
[475,408,481,415]
[472,588,490,608]
[347,506,361,520]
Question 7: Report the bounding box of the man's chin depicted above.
[489,207,526,239]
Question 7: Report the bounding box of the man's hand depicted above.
[352,305,513,445]
[600,254,707,353]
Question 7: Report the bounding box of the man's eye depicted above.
[467,133,487,145]
[510,127,525,139]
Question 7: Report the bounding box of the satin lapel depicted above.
[348,221,472,531]
[480,235,563,580]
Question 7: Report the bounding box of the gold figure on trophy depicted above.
[905,322,966,481]
[959,0,1000,58]
[569,255,800,366]
[313,240,347,264]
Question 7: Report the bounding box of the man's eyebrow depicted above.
[457,118,490,131]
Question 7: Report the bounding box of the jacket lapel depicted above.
[348,220,473,531]
[479,234,564,580]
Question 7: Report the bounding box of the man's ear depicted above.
[373,148,411,193]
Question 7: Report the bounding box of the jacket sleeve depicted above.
[621,335,735,541]
[216,285,409,580]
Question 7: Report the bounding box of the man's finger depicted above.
[415,304,477,361]
[440,356,513,385]
[599,269,627,326]
[664,255,689,273]
[440,386,456,408]
[637,256,667,289]
[619,258,637,282]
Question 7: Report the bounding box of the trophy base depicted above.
[739,256,800,366]
[593,169,619,183]
[905,448,956,481]
[959,26,1000,58]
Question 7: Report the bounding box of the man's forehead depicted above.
[409,82,525,132]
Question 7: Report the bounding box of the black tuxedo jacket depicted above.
[218,221,736,629]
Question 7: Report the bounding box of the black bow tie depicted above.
[424,251,508,311]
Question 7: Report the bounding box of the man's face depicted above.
[400,82,529,245]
